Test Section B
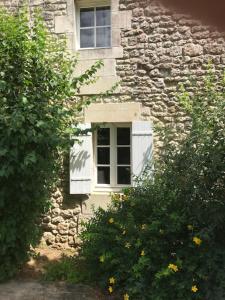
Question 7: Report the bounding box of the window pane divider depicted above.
[80,26,95,29]
[96,25,111,28]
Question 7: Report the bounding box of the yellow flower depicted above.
[113,193,121,201]
[187,225,193,230]
[193,237,202,246]
[168,263,179,272]
[141,250,145,256]
[141,224,147,230]
[124,293,129,300]
[109,277,115,284]
[99,255,105,263]
[109,218,114,224]
[125,242,131,248]
[108,286,113,293]
[191,285,198,293]
[122,194,128,201]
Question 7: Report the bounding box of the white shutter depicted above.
[132,121,153,183]
[70,123,93,194]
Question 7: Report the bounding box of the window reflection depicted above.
[80,6,111,48]
[98,167,110,184]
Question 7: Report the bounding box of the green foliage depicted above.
[0,8,102,281]
[43,255,83,283]
[78,69,225,299]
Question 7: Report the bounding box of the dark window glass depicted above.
[97,147,110,164]
[117,147,130,164]
[80,28,94,48]
[97,128,110,145]
[117,167,131,184]
[117,128,130,145]
[80,8,94,27]
[96,27,111,47]
[98,167,110,184]
[96,7,111,26]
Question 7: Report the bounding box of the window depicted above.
[95,124,131,188]
[79,6,111,49]
[70,121,153,195]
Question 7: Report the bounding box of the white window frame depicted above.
[76,0,112,50]
[93,123,132,193]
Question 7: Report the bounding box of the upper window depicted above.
[79,6,111,49]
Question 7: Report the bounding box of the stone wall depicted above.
[116,0,225,131]
[41,188,82,249]
[1,0,225,249]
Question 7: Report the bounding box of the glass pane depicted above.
[117,147,130,164]
[98,167,110,184]
[117,167,131,184]
[117,128,130,145]
[80,8,94,27]
[96,27,111,48]
[80,28,94,48]
[97,147,110,164]
[97,128,110,145]
[96,7,111,26]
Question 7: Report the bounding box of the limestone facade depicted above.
[1,0,225,248]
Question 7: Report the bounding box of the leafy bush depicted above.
[79,70,225,299]
[0,8,102,281]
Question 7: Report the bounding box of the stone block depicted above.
[85,102,141,123]
[55,15,74,34]
[66,33,76,51]
[69,221,77,229]
[133,8,144,17]
[69,228,77,236]
[170,46,182,57]
[60,235,68,243]
[43,232,55,245]
[52,216,64,224]
[204,44,224,55]
[112,29,121,47]
[51,208,60,217]
[78,47,123,60]
[80,75,119,95]
[42,223,57,231]
[68,236,75,245]
[111,0,119,11]
[58,223,69,235]
[183,44,203,56]
[60,209,73,219]
[30,0,43,5]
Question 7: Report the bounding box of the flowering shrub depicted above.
[79,70,225,299]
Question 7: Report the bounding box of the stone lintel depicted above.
[85,102,141,122]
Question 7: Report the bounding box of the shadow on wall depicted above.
[133,144,154,182]
[70,150,90,173]
[142,143,154,173]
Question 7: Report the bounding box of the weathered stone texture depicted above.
[117,0,225,132]
[40,187,90,249]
